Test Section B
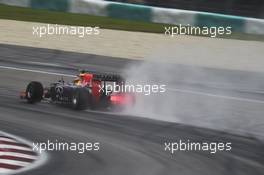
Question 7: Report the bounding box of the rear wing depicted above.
[80,70,124,82]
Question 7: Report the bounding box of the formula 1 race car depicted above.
[20,70,135,110]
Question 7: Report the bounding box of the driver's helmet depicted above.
[74,73,93,87]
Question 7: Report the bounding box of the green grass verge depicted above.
[0,4,168,33]
[0,4,263,41]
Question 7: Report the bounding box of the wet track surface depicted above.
[0,44,264,175]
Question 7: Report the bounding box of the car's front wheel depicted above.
[26,81,43,104]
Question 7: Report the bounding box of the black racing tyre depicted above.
[71,88,91,110]
[26,81,44,104]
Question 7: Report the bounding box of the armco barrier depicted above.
[0,0,263,35]
[107,3,152,22]
[30,0,69,12]
[70,0,108,16]
[194,12,245,33]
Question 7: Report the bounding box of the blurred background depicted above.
[106,0,264,18]
[0,0,263,175]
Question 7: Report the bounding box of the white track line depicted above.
[0,65,75,77]
[0,159,30,167]
[0,138,17,143]
[0,168,12,174]
[26,61,61,67]
[0,152,37,160]
[168,88,264,104]
[0,145,32,151]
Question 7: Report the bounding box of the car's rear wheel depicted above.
[71,88,91,110]
[26,81,43,104]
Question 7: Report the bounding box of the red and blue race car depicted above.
[20,70,135,110]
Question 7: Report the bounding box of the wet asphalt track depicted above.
[0,44,264,175]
